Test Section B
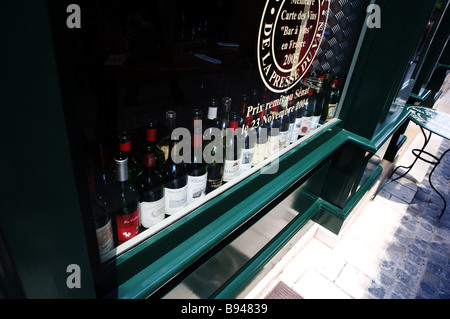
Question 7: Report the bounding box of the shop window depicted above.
[58,0,370,266]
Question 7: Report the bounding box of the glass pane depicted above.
[56,0,370,264]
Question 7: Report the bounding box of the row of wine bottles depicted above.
[90,72,344,257]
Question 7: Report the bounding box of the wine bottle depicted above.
[323,77,340,122]
[144,120,165,169]
[299,88,315,137]
[311,74,324,130]
[238,125,256,175]
[286,91,296,145]
[92,139,114,194]
[206,98,219,129]
[88,172,114,256]
[118,131,141,185]
[252,108,268,166]
[158,111,176,161]
[190,108,203,134]
[239,93,253,127]
[253,88,271,166]
[135,120,165,229]
[220,97,232,138]
[92,198,114,256]
[290,96,304,144]
[159,111,188,216]
[267,99,280,158]
[323,71,333,104]
[278,93,290,148]
[205,118,224,193]
[187,109,208,204]
[223,112,241,183]
[108,155,141,245]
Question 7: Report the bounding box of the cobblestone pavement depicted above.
[366,139,450,299]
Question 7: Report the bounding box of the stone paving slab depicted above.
[365,139,450,299]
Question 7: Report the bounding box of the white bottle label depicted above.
[252,142,267,166]
[239,148,255,174]
[279,130,289,148]
[291,118,302,143]
[299,116,312,136]
[208,107,218,120]
[187,173,207,205]
[140,197,165,228]
[165,185,187,215]
[267,135,279,157]
[223,159,240,182]
[96,220,114,256]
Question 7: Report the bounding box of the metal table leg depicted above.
[428,148,450,218]
[376,125,448,218]
[375,126,432,197]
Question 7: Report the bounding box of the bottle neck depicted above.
[115,157,129,182]
[146,128,157,143]
[331,79,338,90]
[192,134,203,164]
[119,141,132,153]
[207,107,218,120]
[222,99,231,115]
[192,133,203,148]
[228,120,239,132]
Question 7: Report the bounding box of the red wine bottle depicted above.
[278,93,290,148]
[135,120,165,229]
[187,109,208,204]
[223,112,241,183]
[300,88,316,137]
[144,120,165,170]
[159,111,188,216]
[107,155,140,245]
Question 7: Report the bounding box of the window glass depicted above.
[61,0,370,262]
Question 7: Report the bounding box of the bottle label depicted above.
[96,219,114,256]
[252,142,267,166]
[161,145,169,161]
[208,107,218,120]
[223,159,240,182]
[165,185,188,215]
[116,209,140,243]
[279,130,289,148]
[327,103,337,121]
[300,116,312,136]
[207,165,224,191]
[291,118,302,143]
[143,153,156,168]
[140,197,165,228]
[267,135,279,157]
[239,148,255,174]
[187,173,208,204]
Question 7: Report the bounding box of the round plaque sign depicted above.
[257,0,330,93]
